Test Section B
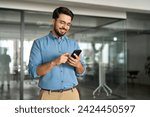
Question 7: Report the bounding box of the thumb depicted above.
[63,53,70,56]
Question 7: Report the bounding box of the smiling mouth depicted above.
[60,29,67,33]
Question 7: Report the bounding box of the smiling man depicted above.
[28,7,86,100]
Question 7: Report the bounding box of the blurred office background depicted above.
[0,0,150,100]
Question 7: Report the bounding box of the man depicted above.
[28,7,86,100]
[0,48,11,90]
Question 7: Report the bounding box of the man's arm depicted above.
[75,62,85,74]
[36,60,56,76]
[36,53,69,76]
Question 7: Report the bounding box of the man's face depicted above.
[53,14,72,37]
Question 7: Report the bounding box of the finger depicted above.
[69,57,77,63]
[68,55,75,60]
[66,60,72,65]
[74,54,80,59]
[68,59,77,65]
[67,58,74,63]
[64,53,70,56]
[68,61,75,66]
[64,56,69,59]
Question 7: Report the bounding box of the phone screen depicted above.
[71,50,82,58]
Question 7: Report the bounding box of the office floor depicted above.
[0,79,150,100]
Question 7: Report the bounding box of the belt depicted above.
[41,86,76,92]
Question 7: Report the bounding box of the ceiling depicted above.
[0,7,150,42]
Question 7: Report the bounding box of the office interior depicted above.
[0,3,150,100]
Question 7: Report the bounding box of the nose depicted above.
[62,23,68,29]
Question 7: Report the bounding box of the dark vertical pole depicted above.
[20,11,24,100]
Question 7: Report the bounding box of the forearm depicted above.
[36,59,56,76]
[75,62,84,74]
[36,53,69,76]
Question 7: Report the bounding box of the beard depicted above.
[54,24,67,37]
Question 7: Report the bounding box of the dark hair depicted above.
[52,7,74,21]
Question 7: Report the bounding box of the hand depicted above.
[54,53,69,65]
[67,54,81,68]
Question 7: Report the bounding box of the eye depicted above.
[59,20,65,25]
[67,23,71,27]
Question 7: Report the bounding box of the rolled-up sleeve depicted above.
[28,40,42,78]
[76,63,87,77]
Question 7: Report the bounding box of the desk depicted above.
[127,70,139,84]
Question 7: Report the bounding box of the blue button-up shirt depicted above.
[28,33,86,90]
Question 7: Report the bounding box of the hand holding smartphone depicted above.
[71,49,82,59]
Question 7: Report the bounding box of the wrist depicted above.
[50,60,57,66]
[76,62,81,69]
[52,58,60,66]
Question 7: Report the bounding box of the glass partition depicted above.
[73,19,127,99]
[0,10,21,99]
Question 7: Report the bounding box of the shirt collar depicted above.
[49,31,65,41]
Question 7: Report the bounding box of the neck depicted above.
[51,30,60,38]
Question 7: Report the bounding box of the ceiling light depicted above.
[113,37,117,41]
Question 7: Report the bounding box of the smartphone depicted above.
[71,49,82,59]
